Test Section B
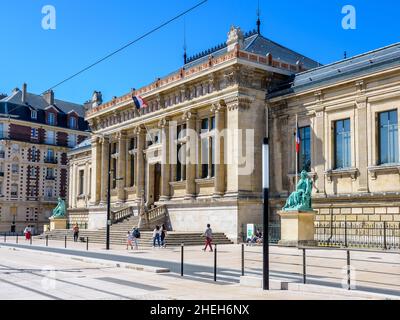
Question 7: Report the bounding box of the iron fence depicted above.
[241,223,281,244]
[66,222,88,230]
[315,221,400,250]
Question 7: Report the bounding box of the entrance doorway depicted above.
[154,163,161,203]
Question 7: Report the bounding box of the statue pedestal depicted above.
[278,210,318,247]
[49,217,67,231]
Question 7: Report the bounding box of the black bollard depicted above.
[241,243,245,276]
[181,243,184,277]
[86,237,89,251]
[46,235,48,247]
[214,244,217,282]
[65,235,67,249]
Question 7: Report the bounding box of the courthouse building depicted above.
[0,85,89,233]
[68,26,400,242]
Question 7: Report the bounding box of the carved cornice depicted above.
[210,102,226,114]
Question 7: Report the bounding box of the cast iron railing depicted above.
[315,221,400,250]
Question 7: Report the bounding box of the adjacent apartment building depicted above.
[0,84,89,234]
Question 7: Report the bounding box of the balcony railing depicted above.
[44,157,58,164]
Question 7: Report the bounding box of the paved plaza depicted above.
[0,238,399,300]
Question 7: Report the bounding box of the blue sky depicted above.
[0,0,399,104]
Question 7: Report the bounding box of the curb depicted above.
[240,276,400,300]
[1,245,170,274]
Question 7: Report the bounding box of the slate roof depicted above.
[1,89,85,117]
[184,30,320,71]
[73,138,91,151]
[268,42,400,98]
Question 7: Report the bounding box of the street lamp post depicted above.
[262,137,270,290]
[106,137,112,250]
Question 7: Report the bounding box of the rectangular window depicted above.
[45,186,53,198]
[299,126,311,172]
[0,123,4,139]
[79,170,84,195]
[379,110,399,165]
[46,168,54,179]
[201,118,209,131]
[47,113,55,125]
[201,138,209,179]
[11,164,19,174]
[46,149,55,163]
[334,119,351,169]
[130,155,135,187]
[31,110,37,120]
[210,116,215,131]
[68,134,77,148]
[69,117,77,129]
[11,184,18,198]
[46,130,55,145]
[211,136,215,178]
[0,145,4,159]
[31,128,39,141]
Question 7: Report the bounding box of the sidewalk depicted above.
[1,237,399,299]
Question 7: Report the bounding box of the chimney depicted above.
[44,90,54,105]
[22,83,27,104]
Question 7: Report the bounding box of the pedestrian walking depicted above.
[202,224,213,252]
[160,224,167,248]
[126,231,133,250]
[73,224,79,242]
[152,226,161,248]
[24,226,31,241]
[131,227,140,250]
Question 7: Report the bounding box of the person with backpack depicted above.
[160,224,167,248]
[131,227,140,250]
[152,226,161,248]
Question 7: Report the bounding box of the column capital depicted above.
[210,102,226,114]
[224,94,254,112]
[133,126,146,136]
[158,117,171,129]
[182,110,197,121]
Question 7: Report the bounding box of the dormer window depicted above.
[31,110,37,120]
[69,116,77,129]
[47,112,56,126]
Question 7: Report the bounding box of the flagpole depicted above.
[295,114,299,188]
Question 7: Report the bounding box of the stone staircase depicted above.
[39,207,233,247]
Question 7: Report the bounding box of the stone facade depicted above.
[70,27,318,242]
[267,44,400,225]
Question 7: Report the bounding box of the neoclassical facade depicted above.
[68,27,400,241]
[268,43,400,224]
[69,27,319,241]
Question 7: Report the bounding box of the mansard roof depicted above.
[184,29,320,71]
[1,90,85,117]
[268,42,400,99]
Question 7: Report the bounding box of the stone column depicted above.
[313,108,326,194]
[90,137,102,205]
[356,97,369,192]
[211,103,226,197]
[117,132,127,203]
[183,110,197,199]
[159,118,171,201]
[100,137,109,204]
[136,127,146,199]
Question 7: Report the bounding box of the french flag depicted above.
[296,123,300,154]
[132,95,147,110]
